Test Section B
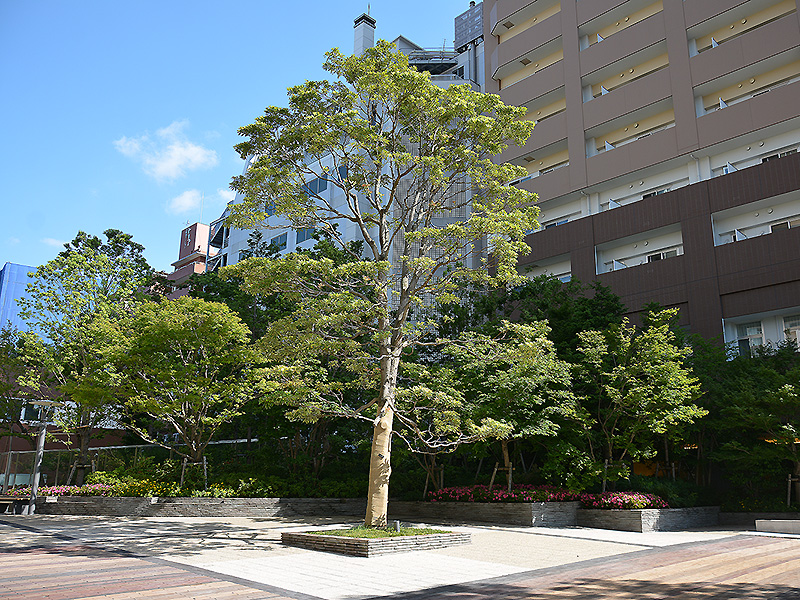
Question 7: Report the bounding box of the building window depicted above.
[270,233,288,252]
[303,177,328,196]
[784,315,800,345]
[642,188,670,200]
[762,149,797,163]
[737,321,763,356]
[646,249,678,263]
[266,201,276,216]
[296,227,315,244]
[543,219,569,230]
[770,217,800,233]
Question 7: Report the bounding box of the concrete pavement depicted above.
[1,514,799,599]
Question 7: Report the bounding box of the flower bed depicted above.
[6,480,183,498]
[579,491,670,510]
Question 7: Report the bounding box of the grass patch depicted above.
[316,526,450,538]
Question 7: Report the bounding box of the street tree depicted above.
[107,296,264,464]
[225,41,538,525]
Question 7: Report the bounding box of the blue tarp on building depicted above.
[0,262,36,331]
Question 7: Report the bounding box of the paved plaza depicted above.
[1,514,800,599]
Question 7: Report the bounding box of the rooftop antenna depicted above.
[367,3,370,15]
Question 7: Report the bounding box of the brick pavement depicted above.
[0,542,317,600]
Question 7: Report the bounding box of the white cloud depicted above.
[7,237,20,245]
[41,238,65,248]
[114,120,218,182]
[167,190,203,215]
[217,188,235,204]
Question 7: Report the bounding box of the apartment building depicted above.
[485,0,800,350]
[166,223,216,299]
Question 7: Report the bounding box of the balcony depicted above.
[516,160,572,203]
[491,0,560,35]
[690,13,800,87]
[586,126,678,187]
[577,0,654,27]
[580,11,665,77]
[695,79,800,150]
[583,68,672,131]
[715,225,800,294]
[492,24,561,81]
[684,0,787,32]
[499,60,565,107]
[497,111,567,164]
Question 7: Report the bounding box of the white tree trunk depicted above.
[364,348,400,527]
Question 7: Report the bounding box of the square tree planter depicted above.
[281,531,471,557]
[577,506,720,532]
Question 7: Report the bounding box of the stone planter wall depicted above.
[34,496,366,518]
[577,506,720,532]
[389,501,580,527]
[719,512,800,527]
[281,531,471,557]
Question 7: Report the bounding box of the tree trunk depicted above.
[365,405,394,527]
[75,427,91,486]
[501,438,512,491]
[364,348,400,528]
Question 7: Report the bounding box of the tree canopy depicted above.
[224,41,538,525]
[106,296,264,463]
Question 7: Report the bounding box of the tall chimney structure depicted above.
[354,13,376,56]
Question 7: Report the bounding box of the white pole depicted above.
[26,421,47,515]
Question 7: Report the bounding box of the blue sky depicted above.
[0,0,473,272]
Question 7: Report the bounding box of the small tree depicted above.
[108,296,264,464]
[576,309,706,489]
[225,42,537,525]
[18,229,150,483]
[443,320,576,489]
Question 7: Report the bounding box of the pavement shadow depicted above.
[0,515,358,558]
[373,578,800,600]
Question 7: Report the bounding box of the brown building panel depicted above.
[488,0,800,342]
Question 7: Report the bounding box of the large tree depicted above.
[17,229,151,483]
[225,41,537,526]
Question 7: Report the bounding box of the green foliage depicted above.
[107,296,265,461]
[617,475,716,508]
[0,325,34,444]
[576,309,706,485]
[17,229,151,481]
[223,41,540,522]
[83,471,182,497]
[439,276,626,362]
[695,341,800,504]
[446,320,577,442]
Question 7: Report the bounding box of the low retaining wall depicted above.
[720,512,800,528]
[755,519,800,534]
[281,531,471,557]
[577,506,720,532]
[389,501,580,527]
[34,496,366,518]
